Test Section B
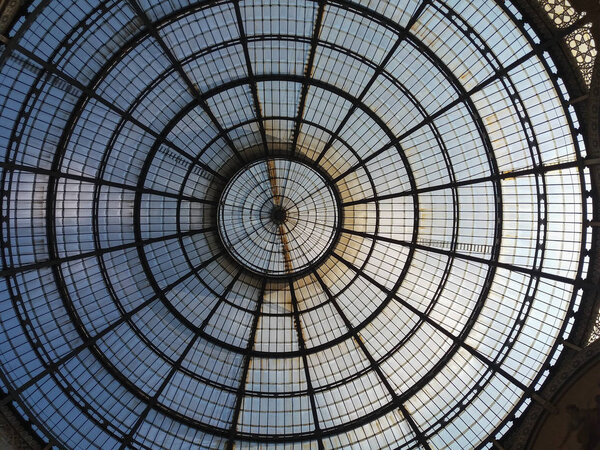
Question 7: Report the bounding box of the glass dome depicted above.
[0,0,593,448]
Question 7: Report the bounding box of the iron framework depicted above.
[0,0,594,449]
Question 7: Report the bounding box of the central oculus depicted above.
[269,204,287,225]
[217,158,340,277]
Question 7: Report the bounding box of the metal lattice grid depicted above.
[0,0,594,449]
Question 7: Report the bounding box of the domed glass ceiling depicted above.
[0,0,593,448]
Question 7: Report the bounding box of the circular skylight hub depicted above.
[217,158,340,277]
